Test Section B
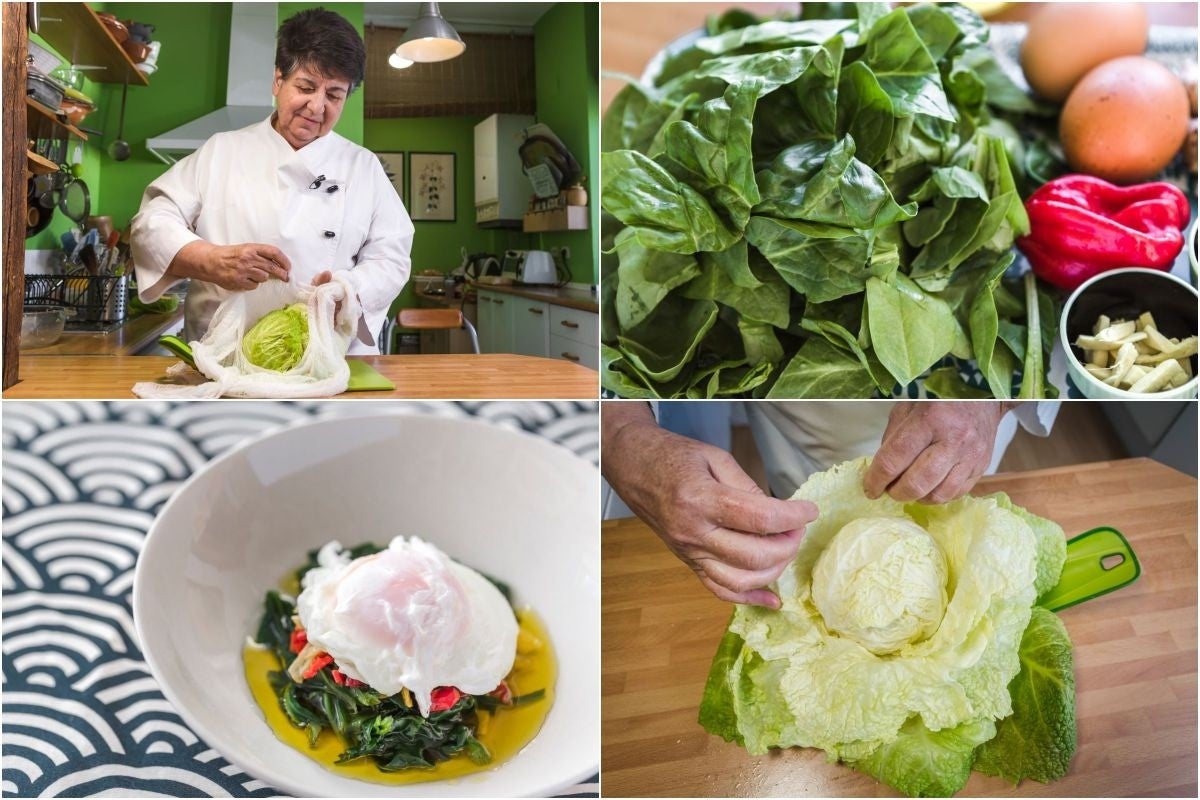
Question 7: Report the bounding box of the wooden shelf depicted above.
[27,151,58,175]
[37,2,149,87]
[523,205,589,233]
[26,98,88,141]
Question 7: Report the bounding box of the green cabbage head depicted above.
[699,457,1073,797]
[242,303,309,372]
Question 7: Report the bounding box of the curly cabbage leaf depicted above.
[242,303,309,372]
[974,606,1076,784]
[698,457,1074,796]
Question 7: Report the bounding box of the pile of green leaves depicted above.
[698,459,1076,797]
[253,544,535,772]
[601,2,1060,398]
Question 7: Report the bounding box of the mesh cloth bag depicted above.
[132,274,360,399]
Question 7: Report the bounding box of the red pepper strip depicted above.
[1016,175,1190,291]
[289,628,308,654]
[331,669,367,688]
[302,652,334,679]
[489,681,513,705]
[429,686,463,712]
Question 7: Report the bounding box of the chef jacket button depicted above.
[323,230,335,238]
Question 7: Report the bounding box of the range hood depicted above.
[146,3,277,164]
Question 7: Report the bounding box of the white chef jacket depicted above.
[131,115,414,354]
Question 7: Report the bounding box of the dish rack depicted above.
[25,273,129,324]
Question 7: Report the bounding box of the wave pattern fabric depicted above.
[1,401,599,798]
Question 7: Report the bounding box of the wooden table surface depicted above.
[601,2,1198,109]
[22,309,184,357]
[3,354,598,399]
[602,458,1197,797]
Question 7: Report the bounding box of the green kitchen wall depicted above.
[532,2,599,289]
[28,1,599,304]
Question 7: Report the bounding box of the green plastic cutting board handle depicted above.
[1039,527,1141,612]
[159,334,195,369]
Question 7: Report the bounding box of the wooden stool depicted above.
[396,308,480,354]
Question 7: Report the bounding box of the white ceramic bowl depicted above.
[133,413,599,797]
[1060,268,1198,399]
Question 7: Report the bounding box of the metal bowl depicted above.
[21,306,67,349]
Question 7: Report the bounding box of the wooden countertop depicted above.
[469,282,599,313]
[602,458,1198,797]
[21,309,184,356]
[4,354,598,399]
[601,3,1198,109]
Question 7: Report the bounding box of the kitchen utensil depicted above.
[89,215,115,241]
[109,77,131,162]
[501,249,526,280]
[25,178,53,237]
[96,12,129,43]
[121,39,150,63]
[59,177,91,226]
[1040,526,1141,612]
[26,70,65,109]
[21,306,67,348]
[518,249,557,285]
[462,250,501,281]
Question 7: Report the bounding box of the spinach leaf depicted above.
[925,367,992,399]
[663,80,763,229]
[755,137,916,228]
[601,150,740,253]
[866,274,957,386]
[614,229,701,330]
[860,9,955,121]
[767,338,878,398]
[745,216,872,303]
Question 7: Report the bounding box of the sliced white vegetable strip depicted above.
[1128,359,1184,393]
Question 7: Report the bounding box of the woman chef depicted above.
[130,8,412,353]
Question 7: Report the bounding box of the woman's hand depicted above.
[864,402,1014,504]
[170,241,291,291]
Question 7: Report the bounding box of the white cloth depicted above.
[131,273,358,399]
[744,402,1060,498]
[131,115,414,354]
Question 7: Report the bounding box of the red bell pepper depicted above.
[1016,175,1190,291]
[302,652,334,679]
[331,668,367,688]
[430,686,463,712]
[288,628,308,654]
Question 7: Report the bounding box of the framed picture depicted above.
[409,152,455,222]
[376,152,405,203]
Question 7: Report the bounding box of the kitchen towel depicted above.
[1,401,599,798]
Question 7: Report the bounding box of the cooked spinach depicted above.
[255,590,494,770]
[601,2,1056,398]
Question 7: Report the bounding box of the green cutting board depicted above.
[159,335,394,392]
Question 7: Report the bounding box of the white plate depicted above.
[133,412,600,797]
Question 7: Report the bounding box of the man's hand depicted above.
[864,402,1013,504]
[169,241,291,291]
[603,404,817,608]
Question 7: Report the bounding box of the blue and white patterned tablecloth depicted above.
[2,401,599,798]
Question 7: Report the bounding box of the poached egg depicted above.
[295,536,518,716]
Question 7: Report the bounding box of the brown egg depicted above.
[1020,3,1148,102]
[1060,56,1190,185]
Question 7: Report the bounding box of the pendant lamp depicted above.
[395,2,465,63]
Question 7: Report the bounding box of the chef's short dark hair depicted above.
[276,7,366,91]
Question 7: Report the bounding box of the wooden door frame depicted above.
[3,2,29,389]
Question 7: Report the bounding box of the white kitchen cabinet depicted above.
[477,290,513,354]
[549,333,598,370]
[477,289,598,368]
[511,296,550,357]
[549,305,599,369]
[474,113,535,227]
